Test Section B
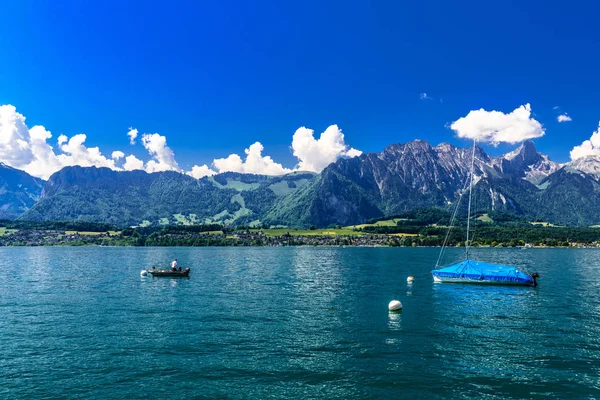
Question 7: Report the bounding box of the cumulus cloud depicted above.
[198,125,361,176]
[192,125,362,177]
[188,164,217,179]
[141,133,180,173]
[213,142,291,175]
[127,127,138,145]
[419,93,430,100]
[123,154,145,171]
[0,104,177,179]
[57,134,118,171]
[450,103,545,145]
[570,122,600,160]
[0,104,186,178]
[0,104,36,168]
[291,125,362,172]
[27,125,64,178]
[557,114,572,123]
[0,105,120,179]
[0,104,363,180]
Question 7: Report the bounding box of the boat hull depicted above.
[149,269,190,277]
[432,260,535,286]
[432,274,532,286]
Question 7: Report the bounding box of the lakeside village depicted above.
[2,217,600,248]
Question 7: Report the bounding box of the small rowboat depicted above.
[148,268,190,277]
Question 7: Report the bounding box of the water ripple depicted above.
[0,247,599,398]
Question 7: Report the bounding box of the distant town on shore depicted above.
[3,216,600,248]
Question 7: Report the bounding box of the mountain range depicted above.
[0,163,44,219]
[5,139,600,227]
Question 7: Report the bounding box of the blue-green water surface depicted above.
[1,247,599,399]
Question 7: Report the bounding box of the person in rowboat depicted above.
[171,258,178,271]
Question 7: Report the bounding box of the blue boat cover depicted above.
[432,259,534,285]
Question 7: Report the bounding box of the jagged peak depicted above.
[434,142,456,151]
[383,139,436,153]
[402,139,433,152]
[381,140,493,165]
[567,155,600,177]
[569,154,600,164]
[502,139,538,161]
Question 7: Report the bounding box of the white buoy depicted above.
[388,300,403,311]
[407,276,414,283]
[140,270,148,277]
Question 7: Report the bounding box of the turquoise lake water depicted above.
[1,247,599,399]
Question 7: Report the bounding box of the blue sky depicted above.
[1,0,599,177]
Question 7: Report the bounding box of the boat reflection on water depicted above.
[432,281,537,307]
[429,282,544,390]
[431,282,538,337]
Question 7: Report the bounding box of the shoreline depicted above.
[2,224,600,248]
[2,243,598,249]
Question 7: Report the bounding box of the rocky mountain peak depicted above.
[492,140,559,184]
[7,136,600,227]
[435,142,454,151]
[567,155,600,178]
[502,140,538,163]
[406,139,432,148]
[0,163,44,219]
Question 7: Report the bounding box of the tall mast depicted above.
[465,139,476,259]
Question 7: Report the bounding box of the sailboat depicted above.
[431,140,539,287]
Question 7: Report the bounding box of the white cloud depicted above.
[27,125,63,179]
[141,133,180,173]
[1,104,364,180]
[345,148,362,158]
[420,93,430,100]
[0,105,118,179]
[0,104,185,178]
[57,134,118,171]
[190,125,362,177]
[450,103,545,145]
[291,125,362,172]
[557,114,572,123]
[127,127,138,145]
[123,154,145,171]
[213,142,291,175]
[570,122,600,160]
[0,104,36,168]
[188,164,216,179]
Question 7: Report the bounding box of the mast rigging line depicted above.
[465,139,477,260]
[435,155,473,268]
